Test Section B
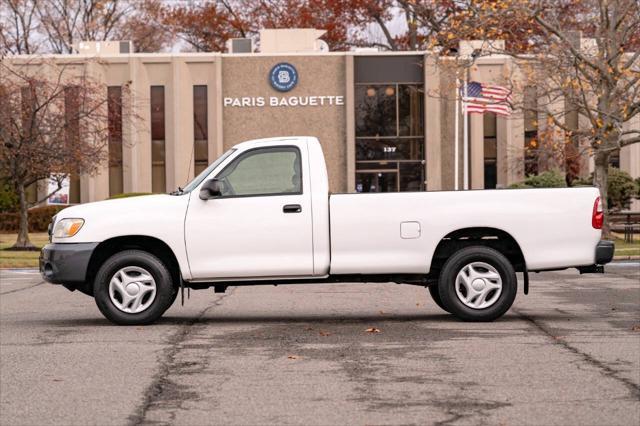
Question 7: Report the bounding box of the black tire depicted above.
[428,284,450,313]
[438,246,517,322]
[93,250,177,325]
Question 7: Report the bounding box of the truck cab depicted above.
[184,137,331,279]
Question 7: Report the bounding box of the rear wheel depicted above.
[93,250,176,325]
[438,246,517,321]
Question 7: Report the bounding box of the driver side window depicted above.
[215,147,302,197]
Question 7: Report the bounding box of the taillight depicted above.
[592,197,603,229]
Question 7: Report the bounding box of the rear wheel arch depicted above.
[85,236,182,296]
[430,227,526,274]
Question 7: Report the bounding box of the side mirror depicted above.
[199,179,223,200]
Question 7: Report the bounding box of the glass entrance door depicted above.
[354,82,425,192]
[355,171,398,192]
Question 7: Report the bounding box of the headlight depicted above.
[53,218,85,238]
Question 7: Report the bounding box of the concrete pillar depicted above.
[167,58,193,190]
[438,59,458,191]
[497,112,525,186]
[82,59,109,202]
[125,57,152,193]
[469,113,484,189]
[345,54,355,192]
[538,92,565,172]
[425,54,442,191]
[213,54,224,159]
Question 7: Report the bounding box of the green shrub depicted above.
[0,205,67,232]
[507,182,529,189]
[109,192,153,199]
[0,182,18,212]
[508,170,567,189]
[570,167,639,212]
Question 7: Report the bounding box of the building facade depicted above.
[5,43,640,204]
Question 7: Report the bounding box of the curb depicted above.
[613,256,640,261]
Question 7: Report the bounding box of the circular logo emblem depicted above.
[269,63,298,92]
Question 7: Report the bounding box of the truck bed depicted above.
[329,187,601,274]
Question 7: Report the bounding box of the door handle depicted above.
[283,204,302,213]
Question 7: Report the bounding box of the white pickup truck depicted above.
[40,136,614,325]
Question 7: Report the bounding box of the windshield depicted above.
[182,149,236,193]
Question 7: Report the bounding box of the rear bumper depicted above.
[39,243,98,286]
[595,240,615,265]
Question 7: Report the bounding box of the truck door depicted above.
[185,145,314,279]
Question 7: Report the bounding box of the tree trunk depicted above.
[593,151,610,239]
[12,184,36,250]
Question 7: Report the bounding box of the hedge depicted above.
[109,192,153,199]
[508,170,567,189]
[0,205,67,233]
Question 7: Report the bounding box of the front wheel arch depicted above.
[84,235,182,296]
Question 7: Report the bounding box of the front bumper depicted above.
[39,243,99,286]
[595,240,615,264]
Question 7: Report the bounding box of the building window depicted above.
[64,86,81,203]
[523,86,539,176]
[355,84,425,192]
[150,86,166,193]
[108,86,123,196]
[193,85,208,175]
[484,113,497,189]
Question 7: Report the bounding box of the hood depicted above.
[52,193,191,243]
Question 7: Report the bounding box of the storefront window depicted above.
[355,85,396,137]
[484,113,497,189]
[524,86,539,176]
[355,83,425,192]
[64,86,81,203]
[108,86,123,196]
[150,86,166,193]
[193,85,208,175]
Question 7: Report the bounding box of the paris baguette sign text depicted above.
[223,62,344,108]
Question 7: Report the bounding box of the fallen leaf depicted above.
[287,355,299,360]
[378,310,385,315]
[319,330,331,337]
[416,303,421,307]
[632,325,640,332]
[305,327,314,331]
[365,327,381,333]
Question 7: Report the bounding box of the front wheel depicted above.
[438,246,517,322]
[93,250,177,325]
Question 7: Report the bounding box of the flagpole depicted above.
[463,76,469,190]
[454,77,460,191]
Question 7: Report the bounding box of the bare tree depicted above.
[0,0,41,55]
[0,59,124,249]
[1,0,168,55]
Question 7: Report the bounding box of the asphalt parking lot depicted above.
[1,264,639,426]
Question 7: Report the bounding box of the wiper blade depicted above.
[169,186,184,195]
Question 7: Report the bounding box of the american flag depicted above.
[462,81,512,116]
